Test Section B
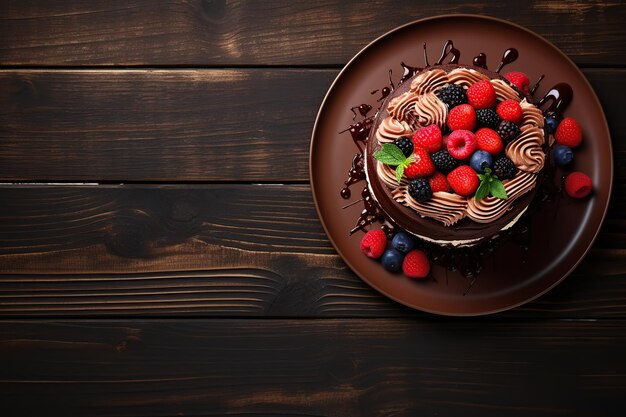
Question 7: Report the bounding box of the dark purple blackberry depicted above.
[493,157,517,180]
[476,109,501,129]
[430,149,459,174]
[497,120,520,143]
[436,84,467,109]
[408,179,432,202]
[395,136,414,157]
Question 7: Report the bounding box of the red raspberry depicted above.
[404,146,435,179]
[447,104,477,131]
[402,249,430,279]
[564,172,592,198]
[555,117,583,148]
[447,165,479,196]
[447,130,476,160]
[467,80,497,109]
[429,171,451,193]
[503,72,530,95]
[496,99,523,124]
[475,127,504,155]
[412,124,443,153]
[360,229,387,259]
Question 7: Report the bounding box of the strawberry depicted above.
[555,117,583,147]
[429,171,451,193]
[404,146,435,179]
[412,124,443,153]
[447,104,476,131]
[447,165,480,196]
[496,99,523,124]
[503,72,530,95]
[447,130,476,160]
[467,80,497,109]
[564,172,592,198]
[360,229,387,259]
[402,249,430,279]
[475,127,504,155]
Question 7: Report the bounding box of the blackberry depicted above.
[493,157,517,180]
[395,136,414,157]
[497,120,520,143]
[430,150,459,174]
[408,179,432,203]
[436,84,467,109]
[476,109,501,129]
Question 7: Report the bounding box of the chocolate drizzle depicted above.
[536,82,573,119]
[473,53,488,69]
[530,74,545,96]
[436,40,461,65]
[495,48,519,73]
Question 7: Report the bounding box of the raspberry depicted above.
[430,150,459,174]
[429,171,451,193]
[447,104,476,131]
[412,124,443,153]
[404,146,435,179]
[475,128,504,155]
[395,136,414,157]
[496,99,523,124]
[564,172,592,198]
[447,165,480,196]
[476,109,501,129]
[360,229,387,259]
[493,157,516,180]
[402,250,430,279]
[467,80,497,109]
[447,130,476,160]
[497,120,520,143]
[503,72,530,95]
[408,179,432,202]
[555,117,583,148]
[436,84,467,109]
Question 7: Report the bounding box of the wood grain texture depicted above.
[0,69,623,181]
[1,0,625,66]
[1,319,626,416]
[0,184,624,318]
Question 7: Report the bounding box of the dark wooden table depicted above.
[1,1,625,416]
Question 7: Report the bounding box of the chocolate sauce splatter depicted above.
[495,48,519,73]
[340,153,366,199]
[473,53,488,69]
[436,40,460,65]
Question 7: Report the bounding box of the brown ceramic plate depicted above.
[310,15,612,316]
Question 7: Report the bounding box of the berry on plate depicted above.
[470,150,494,174]
[447,130,477,160]
[360,229,387,259]
[497,120,520,144]
[404,147,435,179]
[467,80,497,109]
[408,178,432,202]
[447,165,480,196]
[565,172,592,198]
[381,249,404,272]
[475,127,504,155]
[503,72,530,95]
[493,156,517,180]
[496,99,523,124]
[395,136,414,157]
[430,149,459,174]
[402,250,430,279]
[447,104,477,131]
[552,144,574,166]
[476,108,501,130]
[429,171,452,193]
[436,84,467,109]
[391,231,415,253]
[412,124,443,153]
[555,117,583,147]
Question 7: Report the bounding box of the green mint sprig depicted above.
[373,143,413,183]
[475,168,508,200]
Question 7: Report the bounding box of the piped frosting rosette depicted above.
[374,67,545,226]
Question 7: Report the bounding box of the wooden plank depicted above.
[0,69,623,182]
[0,184,624,318]
[1,1,624,66]
[1,319,625,416]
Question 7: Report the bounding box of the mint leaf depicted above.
[490,180,508,199]
[373,143,407,166]
[395,165,405,183]
[475,181,491,200]
[477,173,486,182]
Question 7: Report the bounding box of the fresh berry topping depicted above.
[503,71,530,95]
[493,156,517,180]
[552,144,574,166]
[555,117,583,147]
[447,104,477,131]
[564,172,593,198]
[391,231,416,253]
[360,229,387,259]
[470,150,494,174]
[430,149,459,174]
[404,147,435,179]
[497,120,520,143]
[436,84,467,109]
[496,99,523,124]
[395,136,414,157]
[408,178,432,202]
[412,124,443,153]
[475,127,504,155]
[545,115,558,134]
[447,165,480,196]
[447,130,477,160]
[429,171,452,193]
[402,249,430,279]
[476,108,501,129]
[381,249,404,272]
[466,80,497,109]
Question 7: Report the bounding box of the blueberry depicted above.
[545,116,558,134]
[470,150,494,174]
[552,144,574,166]
[391,232,415,253]
[381,249,404,273]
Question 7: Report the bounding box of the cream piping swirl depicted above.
[491,79,520,102]
[446,68,489,88]
[394,189,468,226]
[409,69,448,94]
[375,117,412,144]
[505,126,545,173]
[413,92,448,128]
